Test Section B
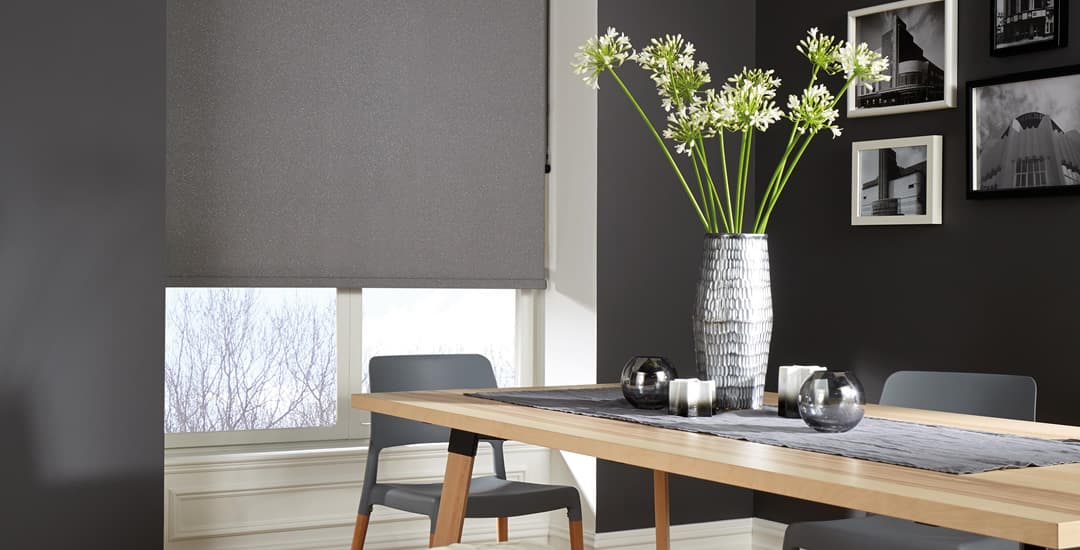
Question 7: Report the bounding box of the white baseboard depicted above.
[751,518,787,550]
[550,517,767,549]
[174,515,784,550]
[163,519,551,550]
[547,520,597,549]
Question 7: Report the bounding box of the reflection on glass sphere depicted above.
[620,356,678,409]
[797,371,865,433]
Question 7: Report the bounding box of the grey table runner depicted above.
[468,387,1080,474]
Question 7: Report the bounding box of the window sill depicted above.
[164,440,374,470]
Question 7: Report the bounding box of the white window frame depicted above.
[165,288,534,450]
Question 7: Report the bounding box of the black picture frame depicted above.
[967,64,1080,199]
[990,0,1069,56]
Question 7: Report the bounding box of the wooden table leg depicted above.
[432,430,480,547]
[654,470,670,550]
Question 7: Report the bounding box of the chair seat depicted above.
[370,475,580,520]
[784,515,1020,550]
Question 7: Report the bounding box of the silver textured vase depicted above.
[693,233,773,410]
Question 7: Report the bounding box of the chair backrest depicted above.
[369,354,498,450]
[879,371,1036,421]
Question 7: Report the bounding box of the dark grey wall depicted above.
[597,0,757,533]
[0,1,164,547]
[753,0,1080,525]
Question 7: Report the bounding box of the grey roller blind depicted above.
[167,0,547,288]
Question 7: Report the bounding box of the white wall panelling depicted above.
[164,443,554,549]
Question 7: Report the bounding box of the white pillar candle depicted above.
[668,378,715,417]
[778,365,826,418]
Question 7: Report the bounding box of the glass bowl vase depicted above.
[620,356,678,409]
[797,371,865,433]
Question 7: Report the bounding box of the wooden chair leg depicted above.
[429,533,435,548]
[497,517,509,541]
[350,513,370,550]
[568,519,585,550]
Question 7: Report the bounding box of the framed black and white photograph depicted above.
[852,136,943,225]
[991,0,1069,56]
[969,65,1080,198]
[847,0,957,118]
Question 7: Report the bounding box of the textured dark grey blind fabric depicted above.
[167,0,547,288]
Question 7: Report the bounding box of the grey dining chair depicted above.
[350,354,584,550]
[782,370,1037,550]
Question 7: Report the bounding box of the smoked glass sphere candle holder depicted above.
[620,356,678,409]
[797,371,865,433]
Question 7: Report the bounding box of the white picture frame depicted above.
[846,0,957,118]
[851,135,942,226]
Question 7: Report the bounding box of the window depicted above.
[894,71,922,87]
[165,288,527,448]
[165,288,338,433]
[361,289,520,390]
[1014,156,1047,188]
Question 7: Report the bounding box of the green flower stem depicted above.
[702,139,730,233]
[690,147,713,230]
[755,75,855,233]
[744,130,755,230]
[709,176,728,232]
[607,67,709,229]
[736,129,753,232]
[695,137,719,232]
[695,140,728,233]
[752,125,801,233]
[757,131,814,232]
[828,78,854,111]
[753,68,819,233]
[718,132,735,230]
[737,131,749,231]
[733,131,744,231]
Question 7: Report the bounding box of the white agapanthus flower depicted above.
[786,84,842,138]
[663,103,710,156]
[717,67,784,132]
[835,41,891,89]
[572,27,633,89]
[633,34,711,111]
[796,27,842,74]
[698,89,733,137]
[570,27,897,233]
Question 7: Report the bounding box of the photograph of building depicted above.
[975,73,1080,191]
[859,146,928,216]
[995,0,1060,49]
[855,2,946,108]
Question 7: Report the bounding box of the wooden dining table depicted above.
[352,384,1080,549]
